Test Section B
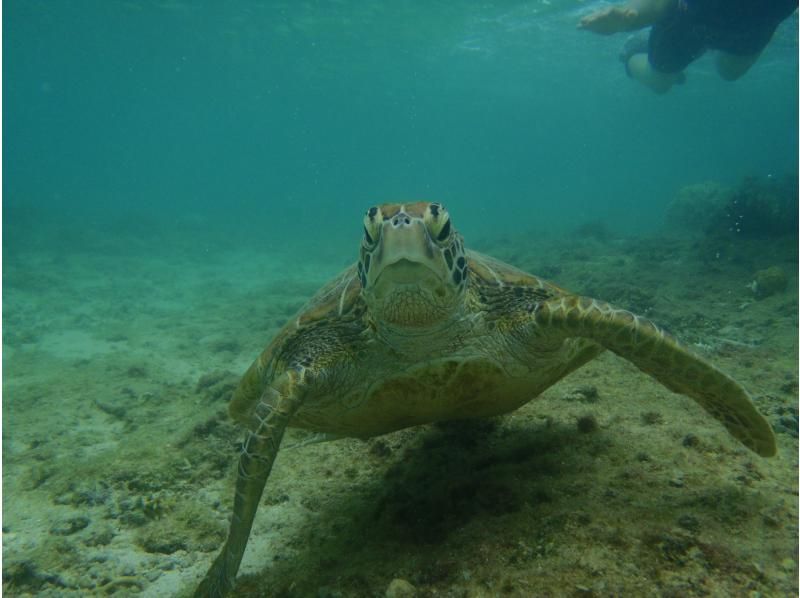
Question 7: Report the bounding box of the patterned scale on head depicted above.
[357,202,468,328]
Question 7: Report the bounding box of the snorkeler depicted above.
[579,0,798,94]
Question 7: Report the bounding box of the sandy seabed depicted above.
[3,225,797,597]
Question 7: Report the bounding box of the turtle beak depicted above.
[379,215,435,267]
[367,213,445,292]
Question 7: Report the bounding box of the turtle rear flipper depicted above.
[534,296,777,457]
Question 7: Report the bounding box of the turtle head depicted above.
[358,202,468,329]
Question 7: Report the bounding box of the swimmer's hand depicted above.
[578,7,641,35]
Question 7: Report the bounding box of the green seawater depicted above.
[3,3,798,597]
[5,1,798,252]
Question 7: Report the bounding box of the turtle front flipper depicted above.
[534,295,776,457]
[194,369,304,598]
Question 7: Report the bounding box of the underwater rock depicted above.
[574,219,613,241]
[126,364,148,378]
[776,414,799,438]
[665,175,798,240]
[669,472,685,488]
[2,561,67,592]
[664,181,730,233]
[563,385,599,403]
[576,414,598,434]
[682,433,701,449]
[83,526,115,546]
[750,266,788,299]
[368,439,392,458]
[640,411,664,426]
[769,404,799,438]
[385,578,417,598]
[136,530,186,554]
[709,175,799,239]
[49,515,90,536]
[676,514,700,532]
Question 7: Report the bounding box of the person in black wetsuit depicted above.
[579,0,797,93]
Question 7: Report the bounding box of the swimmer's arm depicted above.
[578,0,676,35]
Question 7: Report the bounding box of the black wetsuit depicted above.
[649,0,797,73]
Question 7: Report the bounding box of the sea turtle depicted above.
[195,202,776,597]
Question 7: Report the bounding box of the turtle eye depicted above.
[363,206,382,247]
[436,218,451,242]
[425,203,451,243]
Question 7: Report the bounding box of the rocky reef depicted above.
[666,175,798,240]
[750,266,790,300]
[664,180,731,234]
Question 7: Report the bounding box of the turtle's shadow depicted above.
[368,418,585,545]
[235,418,598,595]
[233,417,779,597]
